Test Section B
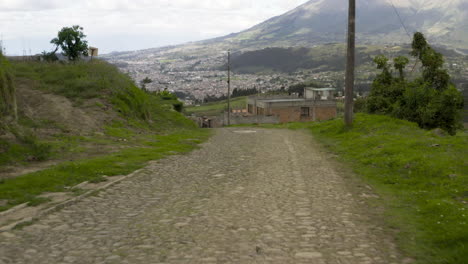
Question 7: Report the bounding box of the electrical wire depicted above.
[388,0,419,73]
[389,0,412,40]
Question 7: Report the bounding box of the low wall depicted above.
[222,114,280,126]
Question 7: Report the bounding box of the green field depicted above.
[185,97,247,116]
[256,114,467,264]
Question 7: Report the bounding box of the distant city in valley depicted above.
[104,44,467,105]
[103,0,468,104]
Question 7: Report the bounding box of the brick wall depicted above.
[268,106,336,123]
[314,106,337,121]
[269,108,314,123]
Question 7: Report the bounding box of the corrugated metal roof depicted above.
[259,99,306,103]
[306,88,335,91]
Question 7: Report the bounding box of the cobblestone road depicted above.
[0,128,402,264]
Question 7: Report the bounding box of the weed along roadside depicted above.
[0,129,210,230]
[259,114,467,264]
[0,58,212,223]
[0,130,210,212]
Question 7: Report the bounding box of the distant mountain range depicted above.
[211,0,468,51]
[107,0,468,61]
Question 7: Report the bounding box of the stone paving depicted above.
[0,128,402,263]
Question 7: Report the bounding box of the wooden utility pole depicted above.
[227,50,231,126]
[344,0,356,126]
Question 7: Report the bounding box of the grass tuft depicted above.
[0,129,211,212]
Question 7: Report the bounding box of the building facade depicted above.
[247,88,337,123]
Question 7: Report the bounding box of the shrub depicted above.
[0,128,52,165]
[353,97,367,113]
[367,33,464,135]
[172,102,184,113]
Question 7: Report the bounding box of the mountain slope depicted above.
[219,0,468,49]
[106,0,468,63]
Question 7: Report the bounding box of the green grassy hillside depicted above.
[0,60,209,212]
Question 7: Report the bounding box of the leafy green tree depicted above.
[366,55,405,114]
[393,56,409,80]
[411,32,450,91]
[50,25,89,61]
[366,32,464,135]
[410,32,429,60]
[140,77,153,91]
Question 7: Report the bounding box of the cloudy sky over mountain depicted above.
[0,0,309,55]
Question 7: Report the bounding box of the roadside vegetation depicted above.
[0,51,17,123]
[0,56,209,212]
[0,129,209,211]
[359,33,464,135]
[255,113,467,264]
[310,115,467,264]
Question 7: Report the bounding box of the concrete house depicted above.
[247,88,337,123]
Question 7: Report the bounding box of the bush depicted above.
[0,129,52,165]
[353,97,367,113]
[172,102,184,113]
[366,33,464,135]
[159,90,178,100]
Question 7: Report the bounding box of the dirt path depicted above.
[0,128,403,264]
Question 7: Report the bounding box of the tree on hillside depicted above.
[140,77,153,91]
[50,25,89,61]
[366,32,464,135]
[231,87,259,98]
[0,51,17,130]
[393,56,409,80]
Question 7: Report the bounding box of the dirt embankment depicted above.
[16,79,116,136]
[0,80,119,179]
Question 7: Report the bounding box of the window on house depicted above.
[301,107,310,117]
[257,107,264,115]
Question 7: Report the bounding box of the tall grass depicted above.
[307,114,467,264]
[0,52,17,123]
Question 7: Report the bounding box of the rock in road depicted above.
[0,128,402,264]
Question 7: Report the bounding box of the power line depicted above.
[389,0,412,40]
[388,0,421,74]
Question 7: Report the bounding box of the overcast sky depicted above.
[0,0,309,55]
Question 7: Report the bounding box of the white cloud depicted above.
[0,0,309,54]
